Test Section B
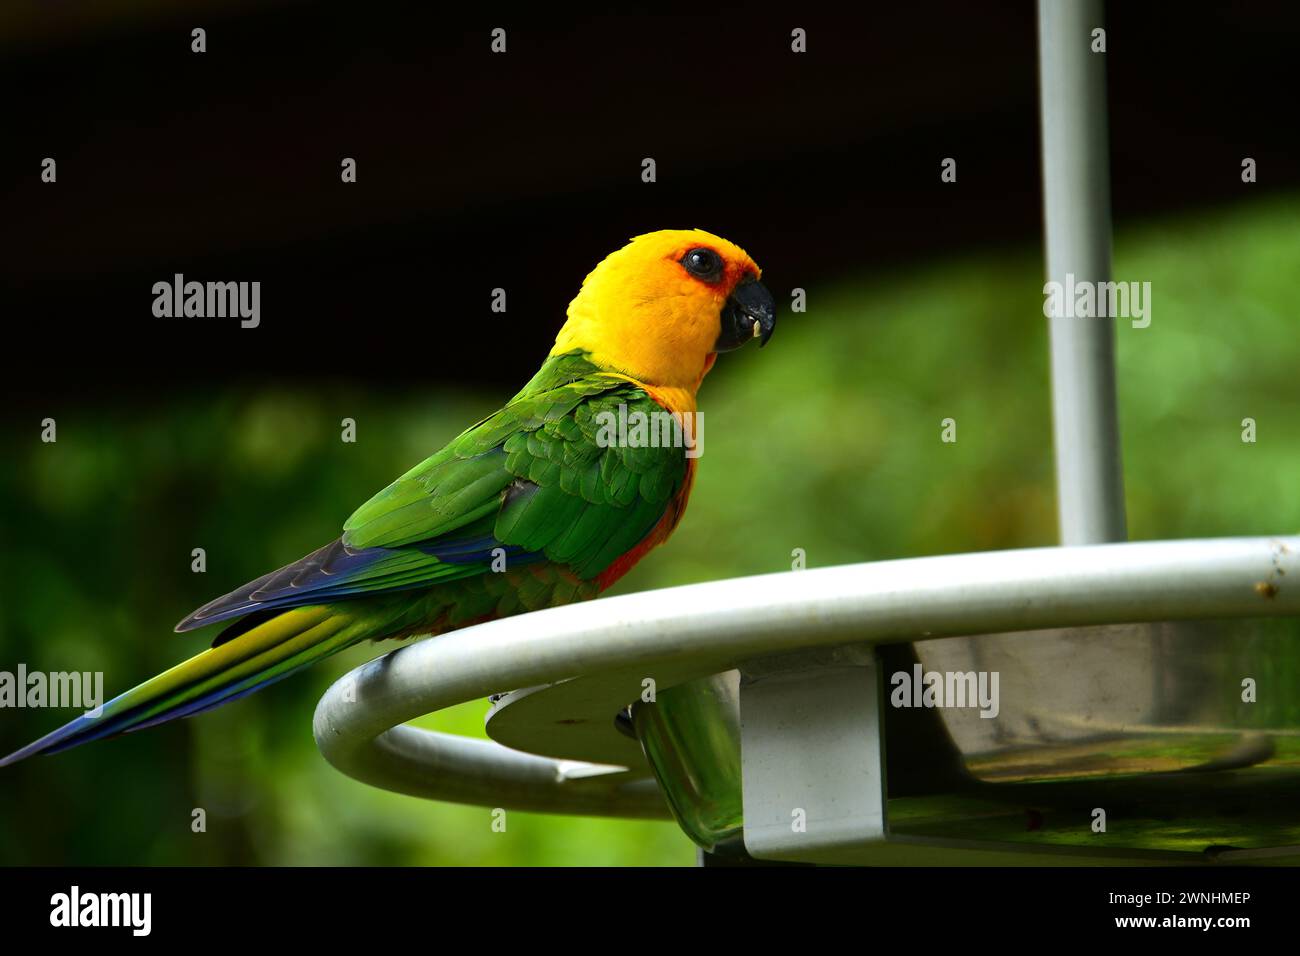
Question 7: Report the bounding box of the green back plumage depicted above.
[343,350,688,579]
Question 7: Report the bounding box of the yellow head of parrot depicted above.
[552,229,776,393]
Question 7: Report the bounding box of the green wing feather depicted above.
[343,350,689,580]
[180,353,688,634]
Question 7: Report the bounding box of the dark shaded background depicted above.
[4,0,1298,407]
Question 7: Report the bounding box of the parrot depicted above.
[1,228,776,766]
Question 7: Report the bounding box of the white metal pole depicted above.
[1038,0,1127,544]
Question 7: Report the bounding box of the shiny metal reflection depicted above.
[634,619,1300,854]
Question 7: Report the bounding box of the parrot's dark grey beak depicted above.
[716,275,776,351]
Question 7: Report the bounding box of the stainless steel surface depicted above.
[487,677,652,771]
[640,623,1300,861]
[315,536,1300,827]
[919,618,1300,781]
[1039,0,1127,545]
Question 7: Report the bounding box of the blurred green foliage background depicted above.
[2,195,1298,864]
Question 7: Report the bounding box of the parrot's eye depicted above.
[681,247,724,282]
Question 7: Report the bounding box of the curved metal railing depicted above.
[314,536,1300,818]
